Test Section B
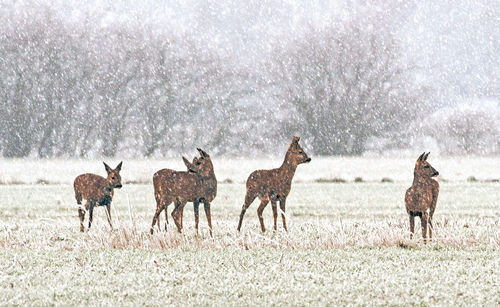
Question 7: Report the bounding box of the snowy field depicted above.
[0,156,499,184]
[0,157,499,305]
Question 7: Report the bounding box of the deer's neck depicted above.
[412,173,430,186]
[103,183,113,195]
[197,170,217,200]
[200,171,217,184]
[279,151,297,183]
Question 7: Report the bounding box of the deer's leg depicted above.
[409,214,415,239]
[257,199,269,233]
[180,202,185,228]
[279,197,287,231]
[421,213,428,243]
[171,199,186,233]
[194,201,200,235]
[271,200,278,231]
[75,192,83,206]
[428,215,433,241]
[204,201,213,237]
[161,197,171,232]
[237,191,256,231]
[157,204,170,232]
[78,205,86,233]
[150,204,164,235]
[88,200,95,230]
[154,192,161,231]
[164,204,169,231]
[105,204,113,230]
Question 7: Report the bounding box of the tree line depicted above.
[0,2,497,158]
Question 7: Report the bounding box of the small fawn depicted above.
[151,148,217,236]
[237,136,311,232]
[74,162,123,232]
[405,152,439,242]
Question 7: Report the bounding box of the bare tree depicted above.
[268,4,428,155]
[425,104,500,155]
[6,0,494,159]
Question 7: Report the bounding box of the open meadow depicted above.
[0,157,499,305]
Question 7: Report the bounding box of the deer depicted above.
[152,156,197,233]
[74,161,123,232]
[405,152,439,242]
[151,148,217,236]
[237,136,311,232]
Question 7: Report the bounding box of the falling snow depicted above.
[0,0,498,158]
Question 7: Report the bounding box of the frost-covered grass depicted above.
[0,182,498,249]
[0,158,499,305]
[1,248,498,306]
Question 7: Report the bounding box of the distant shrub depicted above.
[354,177,364,183]
[221,178,233,184]
[485,178,499,183]
[314,178,347,183]
[35,179,51,185]
[381,178,394,183]
[424,103,500,155]
[467,176,478,182]
[0,180,24,185]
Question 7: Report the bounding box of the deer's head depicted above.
[104,161,123,189]
[286,136,311,166]
[414,152,439,179]
[182,148,214,177]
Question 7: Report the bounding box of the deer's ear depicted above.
[197,148,209,158]
[291,136,300,148]
[417,152,425,162]
[103,162,112,174]
[182,157,193,169]
[423,152,430,161]
[115,161,123,171]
